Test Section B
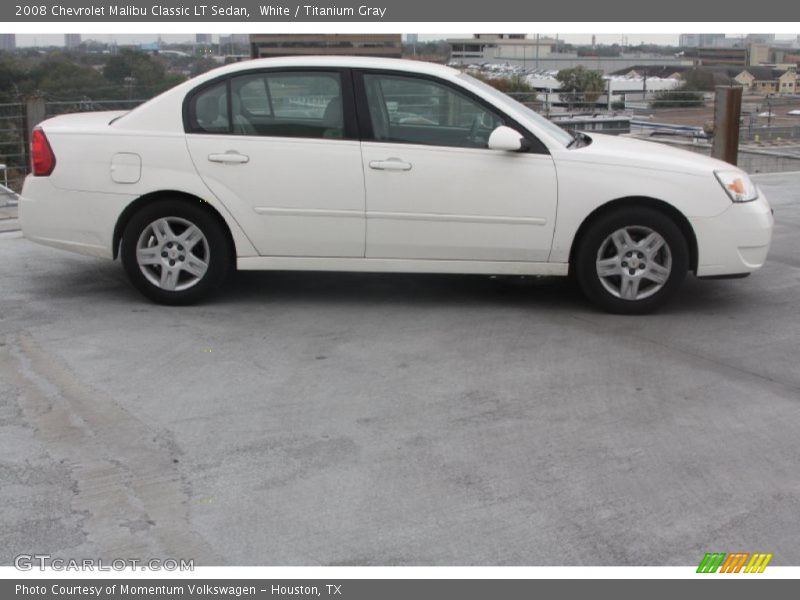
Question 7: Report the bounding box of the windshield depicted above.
[457,72,575,147]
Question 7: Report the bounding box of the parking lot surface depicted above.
[1,173,799,566]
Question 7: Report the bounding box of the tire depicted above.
[574,207,689,314]
[120,199,231,305]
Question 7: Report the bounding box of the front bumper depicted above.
[689,190,774,278]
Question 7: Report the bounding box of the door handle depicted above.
[369,158,412,171]
[208,151,250,164]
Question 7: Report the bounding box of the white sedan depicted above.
[21,57,773,313]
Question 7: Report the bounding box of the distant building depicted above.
[195,34,213,45]
[692,46,748,67]
[745,34,776,45]
[447,34,557,64]
[617,65,691,79]
[679,34,727,48]
[220,34,251,51]
[64,34,82,49]
[735,67,798,94]
[447,34,691,73]
[784,53,800,66]
[748,44,771,66]
[250,34,402,59]
[0,34,15,51]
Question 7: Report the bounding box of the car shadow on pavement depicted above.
[19,248,752,316]
[219,270,587,311]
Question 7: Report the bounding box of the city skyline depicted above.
[9,33,800,48]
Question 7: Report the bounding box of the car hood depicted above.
[554,133,737,176]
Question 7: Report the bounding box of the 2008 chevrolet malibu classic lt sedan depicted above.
[20,57,773,313]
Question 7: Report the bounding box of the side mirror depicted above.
[488,126,529,152]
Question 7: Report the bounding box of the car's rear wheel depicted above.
[574,207,689,314]
[121,200,231,305]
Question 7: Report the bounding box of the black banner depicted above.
[5,579,800,600]
[1,0,791,22]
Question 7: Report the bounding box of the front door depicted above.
[356,71,558,262]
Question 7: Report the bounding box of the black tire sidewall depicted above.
[575,207,689,314]
[120,200,230,305]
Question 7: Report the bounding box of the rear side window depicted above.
[188,82,230,134]
[186,71,344,140]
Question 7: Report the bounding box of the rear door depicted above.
[185,68,366,257]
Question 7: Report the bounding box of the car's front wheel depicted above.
[574,207,689,314]
[120,200,231,305]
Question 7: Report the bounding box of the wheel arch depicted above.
[112,190,236,262]
[568,196,698,273]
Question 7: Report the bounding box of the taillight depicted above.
[31,128,56,176]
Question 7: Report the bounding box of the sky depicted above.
[11,33,800,48]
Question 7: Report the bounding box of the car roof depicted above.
[197,56,460,81]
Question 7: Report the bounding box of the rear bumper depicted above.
[20,176,134,259]
[690,190,773,278]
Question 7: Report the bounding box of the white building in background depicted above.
[64,34,82,49]
[447,34,691,74]
[448,34,558,65]
[219,34,250,49]
[678,34,729,48]
[468,64,682,109]
[0,34,15,51]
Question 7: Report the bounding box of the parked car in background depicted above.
[21,57,773,313]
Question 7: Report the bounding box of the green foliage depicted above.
[556,66,605,108]
[0,48,189,102]
[470,72,537,103]
[0,55,27,100]
[104,49,168,87]
[651,87,705,108]
[28,54,107,98]
[189,57,219,78]
[577,44,622,57]
[680,68,716,92]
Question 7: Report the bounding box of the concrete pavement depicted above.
[1,174,799,566]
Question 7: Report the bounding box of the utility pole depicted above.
[711,86,743,165]
[766,94,773,127]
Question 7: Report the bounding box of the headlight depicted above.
[714,170,758,203]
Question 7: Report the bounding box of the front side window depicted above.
[458,72,571,147]
[187,71,344,139]
[363,73,505,149]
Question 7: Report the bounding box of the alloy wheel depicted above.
[595,225,672,301]
[135,217,210,292]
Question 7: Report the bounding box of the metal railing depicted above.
[740,124,800,142]
[0,103,27,195]
[1,90,799,194]
[0,99,147,194]
[44,99,146,119]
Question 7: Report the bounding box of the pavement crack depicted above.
[3,334,221,565]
